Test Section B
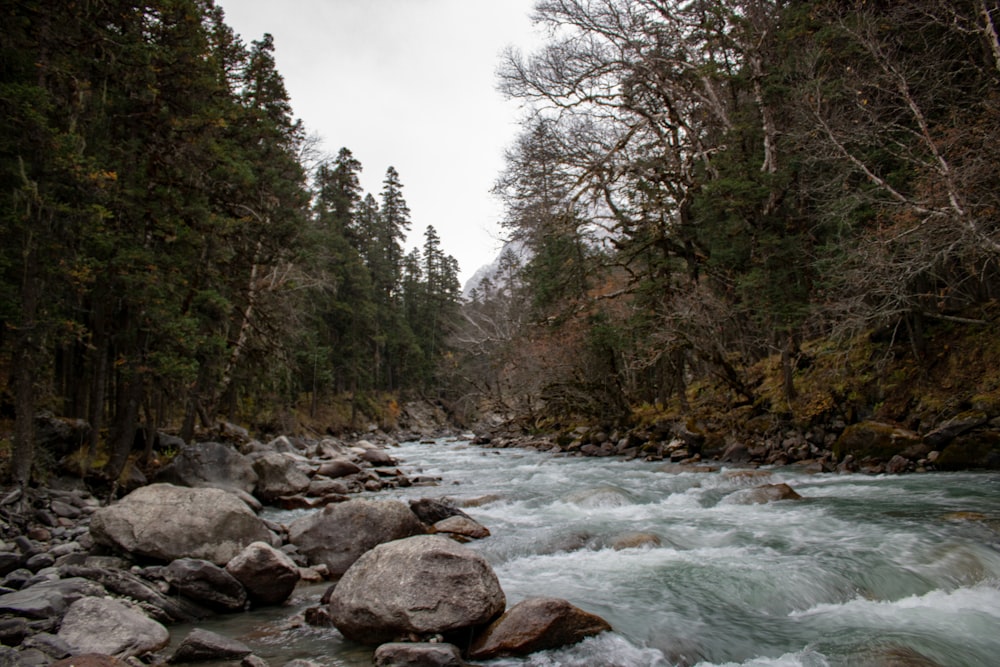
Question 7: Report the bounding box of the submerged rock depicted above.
[328,535,505,645]
[468,596,612,660]
[610,532,662,550]
[725,483,803,504]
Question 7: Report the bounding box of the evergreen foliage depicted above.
[0,0,462,484]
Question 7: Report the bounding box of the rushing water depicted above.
[183,437,1000,667]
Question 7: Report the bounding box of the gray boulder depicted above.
[288,499,426,576]
[168,628,252,663]
[373,642,470,667]
[0,577,105,619]
[89,484,273,565]
[225,541,300,606]
[153,442,258,494]
[57,597,169,659]
[164,558,247,611]
[252,452,311,501]
[328,534,506,644]
[468,596,612,660]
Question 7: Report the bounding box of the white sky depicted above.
[215,0,544,286]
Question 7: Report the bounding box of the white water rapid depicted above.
[193,437,1000,666]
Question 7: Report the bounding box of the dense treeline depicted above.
[0,0,460,486]
[453,0,1000,429]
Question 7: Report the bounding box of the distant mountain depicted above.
[461,239,530,300]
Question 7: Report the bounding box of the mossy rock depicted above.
[935,431,1000,470]
[833,421,921,461]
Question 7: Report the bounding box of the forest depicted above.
[3,0,1000,486]
[1,0,461,486]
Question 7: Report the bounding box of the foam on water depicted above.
[251,439,1000,666]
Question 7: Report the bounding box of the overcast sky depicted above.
[215,0,544,286]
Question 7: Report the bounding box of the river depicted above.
[180,437,1000,666]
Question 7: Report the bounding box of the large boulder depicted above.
[225,541,300,606]
[252,452,311,501]
[153,442,257,494]
[833,421,922,461]
[287,499,426,576]
[57,597,169,659]
[468,597,612,660]
[163,558,247,612]
[935,431,1000,470]
[328,535,506,645]
[89,484,274,565]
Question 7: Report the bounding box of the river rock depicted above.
[923,411,989,448]
[164,558,247,611]
[168,628,252,663]
[252,452,311,501]
[564,485,634,508]
[59,564,209,623]
[225,541,299,606]
[726,483,803,504]
[408,498,470,524]
[611,532,662,550]
[0,577,105,619]
[373,642,470,667]
[833,421,921,461]
[433,515,491,540]
[468,596,612,660]
[89,484,273,565]
[49,655,130,667]
[358,444,398,466]
[287,499,426,576]
[315,459,362,479]
[935,431,1000,470]
[328,534,506,644]
[153,442,258,494]
[57,597,169,659]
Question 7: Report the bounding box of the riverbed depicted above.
[189,437,1000,666]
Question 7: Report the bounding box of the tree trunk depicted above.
[11,229,41,488]
[103,373,142,483]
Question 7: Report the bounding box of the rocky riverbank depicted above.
[0,427,611,666]
[473,408,1000,475]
